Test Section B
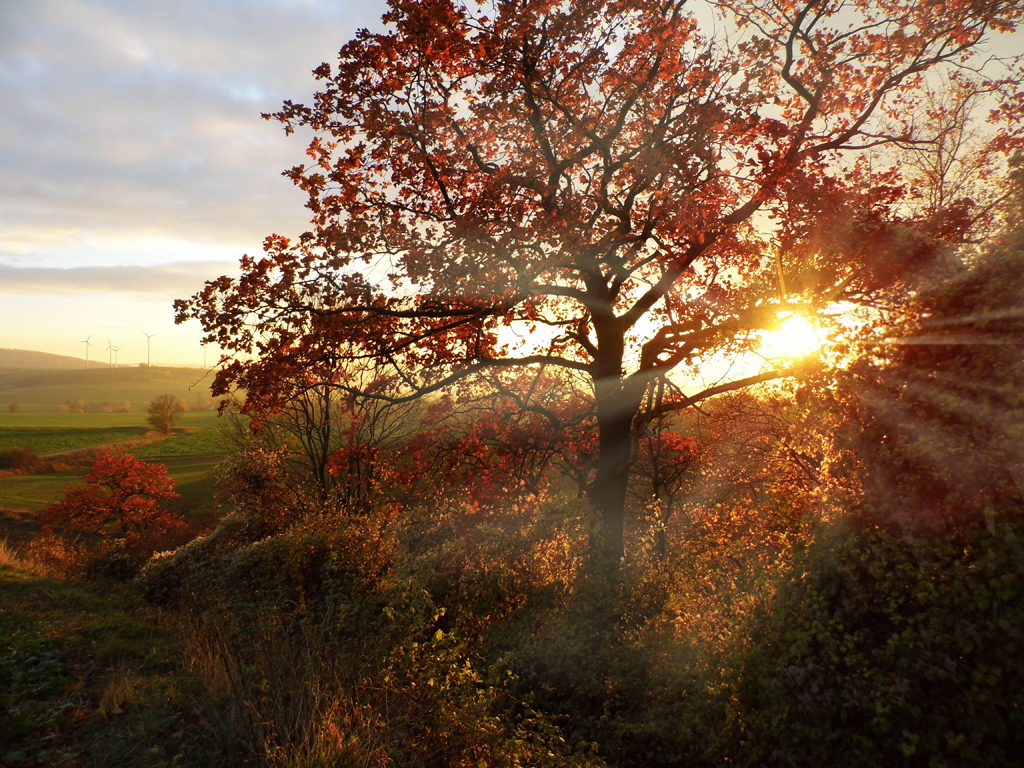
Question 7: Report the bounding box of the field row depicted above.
[0,411,224,430]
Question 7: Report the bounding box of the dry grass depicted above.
[183,607,393,768]
[98,663,144,717]
[0,536,59,579]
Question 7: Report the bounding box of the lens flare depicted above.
[759,313,825,360]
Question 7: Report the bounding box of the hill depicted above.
[0,365,218,413]
[0,348,112,370]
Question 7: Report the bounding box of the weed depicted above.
[0,537,56,579]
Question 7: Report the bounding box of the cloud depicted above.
[0,0,385,263]
[0,261,239,297]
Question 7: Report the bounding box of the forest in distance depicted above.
[3,0,1024,765]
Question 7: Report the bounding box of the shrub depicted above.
[39,453,188,577]
[0,447,53,474]
[723,517,1024,768]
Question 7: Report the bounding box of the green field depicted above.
[0,370,234,533]
[0,411,224,430]
[130,427,231,460]
[0,455,224,516]
[0,410,231,519]
[0,426,149,455]
[0,366,220,414]
[0,412,225,457]
[161,455,225,512]
[0,467,87,512]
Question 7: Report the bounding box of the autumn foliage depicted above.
[177,0,1024,562]
[41,452,185,556]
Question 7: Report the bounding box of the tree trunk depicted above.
[590,385,644,564]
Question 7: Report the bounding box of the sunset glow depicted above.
[759,313,826,360]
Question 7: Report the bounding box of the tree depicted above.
[7,402,18,413]
[41,452,184,548]
[177,0,1024,561]
[147,393,184,434]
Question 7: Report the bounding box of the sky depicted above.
[3,1,1020,371]
[0,0,388,367]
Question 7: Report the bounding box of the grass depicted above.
[0,553,227,766]
[0,468,87,513]
[0,411,224,430]
[0,456,223,518]
[0,386,230,552]
[0,427,150,455]
[161,455,225,513]
[130,428,230,460]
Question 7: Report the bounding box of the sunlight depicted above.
[759,312,826,360]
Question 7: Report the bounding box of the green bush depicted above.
[724,518,1024,768]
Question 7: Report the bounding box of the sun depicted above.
[759,312,826,360]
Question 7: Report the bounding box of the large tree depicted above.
[178,0,1023,560]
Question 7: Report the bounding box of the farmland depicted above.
[0,368,232,530]
[0,426,149,455]
[0,365,218,414]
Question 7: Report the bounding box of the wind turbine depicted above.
[79,336,92,369]
[111,345,122,368]
[106,340,114,367]
[143,332,155,366]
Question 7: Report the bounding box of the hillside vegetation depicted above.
[0,348,113,371]
[0,366,216,414]
[5,0,1024,762]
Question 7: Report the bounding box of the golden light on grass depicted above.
[759,312,826,360]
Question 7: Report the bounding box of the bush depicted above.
[38,453,189,578]
[139,486,604,766]
[722,517,1024,768]
[0,446,54,474]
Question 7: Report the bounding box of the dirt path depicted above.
[40,431,177,459]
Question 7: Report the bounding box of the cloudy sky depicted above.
[0,0,387,366]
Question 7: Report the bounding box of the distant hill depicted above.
[0,348,112,370]
[0,363,218,413]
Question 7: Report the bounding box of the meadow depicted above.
[0,455,224,515]
[0,426,149,455]
[0,375,230,524]
[0,366,218,415]
[0,412,223,455]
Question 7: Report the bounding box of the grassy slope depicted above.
[0,367,218,414]
[0,562,221,767]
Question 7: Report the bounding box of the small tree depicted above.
[148,393,184,434]
[41,452,184,549]
[7,402,19,413]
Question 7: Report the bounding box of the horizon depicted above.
[0,346,213,370]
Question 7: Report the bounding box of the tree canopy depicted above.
[178,0,1024,560]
